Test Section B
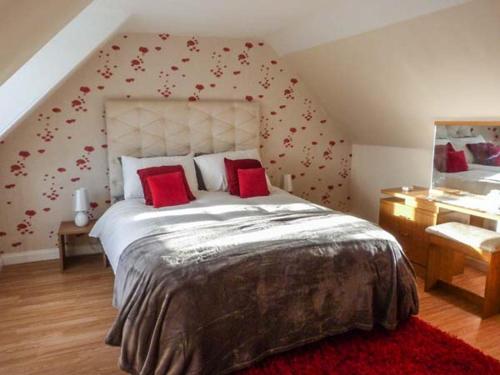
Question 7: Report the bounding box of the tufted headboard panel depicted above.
[105,100,260,202]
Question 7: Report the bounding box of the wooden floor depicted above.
[1,256,500,375]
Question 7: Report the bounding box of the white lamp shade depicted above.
[283,174,293,193]
[73,188,89,212]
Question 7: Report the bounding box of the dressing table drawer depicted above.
[379,198,436,272]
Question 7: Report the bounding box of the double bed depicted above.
[91,100,418,375]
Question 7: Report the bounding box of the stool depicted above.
[425,222,500,318]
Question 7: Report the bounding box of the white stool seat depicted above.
[426,222,500,253]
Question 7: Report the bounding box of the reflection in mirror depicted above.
[431,124,500,214]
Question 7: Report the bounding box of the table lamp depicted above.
[73,188,89,227]
[283,174,293,193]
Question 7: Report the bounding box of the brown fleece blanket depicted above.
[106,211,418,375]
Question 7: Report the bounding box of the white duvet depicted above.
[90,188,330,272]
[434,163,500,195]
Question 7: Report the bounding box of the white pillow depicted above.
[435,127,448,139]
[449,135,486,163]
[434,138,450,146]
[121,154,198,200]
[194,149,264,192]
[448,126,473,138]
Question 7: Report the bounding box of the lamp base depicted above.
[74,211,89,227]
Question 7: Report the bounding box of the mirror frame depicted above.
[435,120,500,127]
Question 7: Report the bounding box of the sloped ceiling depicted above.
[283,0,500,149]
[113,0,469,44]
[118,0,332,37]
[0,0,128,139]
[267,0,470,55]
[0,0,478,142]
[0,0,92,85]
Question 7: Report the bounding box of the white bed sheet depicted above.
[433,163,500,195]
[90,188,330,272]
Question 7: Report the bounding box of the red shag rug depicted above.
[238,317,500,375]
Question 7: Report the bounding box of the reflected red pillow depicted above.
[466,143,492,165]
[146,172,190,208]
[224,158,263,195]
[237,168,270,198]
[137,165,195,205]
[434,143,454,172]
[467,142,500,166]
[446,150,468,173]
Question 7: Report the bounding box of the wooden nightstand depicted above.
[58,220,98,271]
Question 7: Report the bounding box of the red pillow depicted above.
[446,150,468,173]
[466,143,492,165]
[146,172,190,208]
[434,143,454,172]
[224,158,263,195]
[237,168,270,198]
[137,165,195,205]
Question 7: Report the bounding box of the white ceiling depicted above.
[110,0,332,38]
[102,0,471,55]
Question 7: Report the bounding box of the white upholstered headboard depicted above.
[105,100,260,202]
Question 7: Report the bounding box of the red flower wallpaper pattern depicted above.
[0,34,351,254]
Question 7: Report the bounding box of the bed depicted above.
[91,100,418,375]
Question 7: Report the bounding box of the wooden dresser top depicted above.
[382,187,500,222]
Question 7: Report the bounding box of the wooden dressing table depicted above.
[380,186,500,276]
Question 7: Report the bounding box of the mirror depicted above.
[431,123,500,213]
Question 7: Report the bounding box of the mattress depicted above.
[90,187,330,272]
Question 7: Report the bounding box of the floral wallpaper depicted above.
[0,34,351,255]
[471,126,499,142]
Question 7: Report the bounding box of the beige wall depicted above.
[350,144,432,222]
[281,0,500,221]
[0,0,91,85]
[284,0,500,149]
[0,34,352,255]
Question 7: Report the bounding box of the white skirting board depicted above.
[2,248,59,266]
[1,246,101,266]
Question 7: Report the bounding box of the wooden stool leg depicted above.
[483,253,500,319]
[451,252,465,276]
[442,247,459,283]
[425,244,441,291]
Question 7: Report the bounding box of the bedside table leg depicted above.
[58,234,66,271]
[102,253,109,268]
